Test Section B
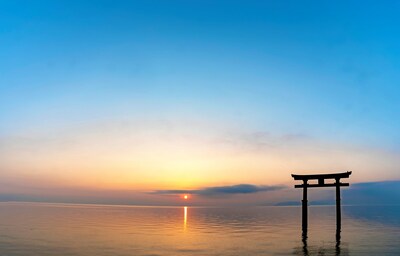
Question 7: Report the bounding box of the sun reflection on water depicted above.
[183,206,188,231]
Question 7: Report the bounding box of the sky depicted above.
[1,0,400,205]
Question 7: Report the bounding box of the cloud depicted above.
[214,130,313,152]
[151,184,285,197]
[343,180,400,205]
[276,180,400,207]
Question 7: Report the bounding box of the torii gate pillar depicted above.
[335,177,341,229]
[291,171,352,234]
[302,180,308,232]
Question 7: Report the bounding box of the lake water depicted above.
[0,203,399,255]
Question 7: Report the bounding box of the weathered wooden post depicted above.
[291,171,352,236]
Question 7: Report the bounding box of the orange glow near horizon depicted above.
[183,195,189,200]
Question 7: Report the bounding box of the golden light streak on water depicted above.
[183,206,188,231]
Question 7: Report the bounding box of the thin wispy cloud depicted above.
[151,184,285,197]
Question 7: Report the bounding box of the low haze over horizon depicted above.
[1,1,400,206]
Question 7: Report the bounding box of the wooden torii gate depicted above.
[291,171,352,234]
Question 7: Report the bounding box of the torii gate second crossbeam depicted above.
[291,171,352,234]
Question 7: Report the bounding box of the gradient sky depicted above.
[1,1,400,205]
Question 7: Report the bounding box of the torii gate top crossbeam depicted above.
[291,171,352,188]
[291,171,352,181]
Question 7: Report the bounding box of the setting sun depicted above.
[183,195,189,200]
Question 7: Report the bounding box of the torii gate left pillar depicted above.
[291,171,352,234]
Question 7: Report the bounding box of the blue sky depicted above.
[1,1,400,204]
[2,1,399,143]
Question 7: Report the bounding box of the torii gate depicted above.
[291,171,352,234]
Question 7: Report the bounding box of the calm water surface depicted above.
[0,203,399,255]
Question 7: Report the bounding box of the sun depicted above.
[183,195,189,200]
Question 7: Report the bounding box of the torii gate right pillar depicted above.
[302,180,308,232]
[336,178,341,231]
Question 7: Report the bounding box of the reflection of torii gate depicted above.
[291,171,352,234]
